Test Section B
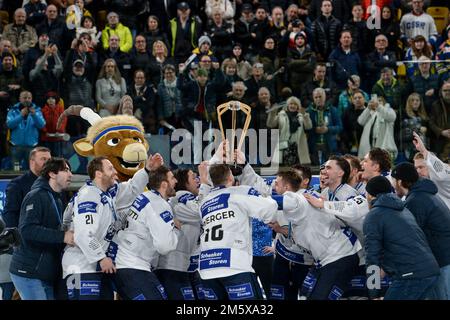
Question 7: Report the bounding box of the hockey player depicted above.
[343,154,366,196]
[273,169,361,300]
[154,164,209,300]
[361,148,392,185]
[198,164,278,300]
[413,132,450,210]
[320,156,359,201]
[114,166,180,300]
[62,154,162,300]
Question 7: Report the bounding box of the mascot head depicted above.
[72,108,149,181]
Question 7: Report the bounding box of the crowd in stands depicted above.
[0,0,449,171]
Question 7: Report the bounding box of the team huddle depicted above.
[4,131,450,300]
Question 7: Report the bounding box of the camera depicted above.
[0,218,21,255]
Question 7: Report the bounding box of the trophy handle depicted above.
[216,101,252,162]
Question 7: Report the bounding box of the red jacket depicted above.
[362,0,394,19]
[40,102,67,142]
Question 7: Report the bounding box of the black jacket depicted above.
[364,193,440,297]
[404,178,450,268]
[311,15,342,59]
[10,177,65,283]
[3,171,38,228]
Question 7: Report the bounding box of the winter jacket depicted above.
[357,103,397,159]
[10,177,66,283]
[404,178,450,268]
[2,23,38,58]
[311,15,342,58]
[157,79,182,120]
[40,101,67,142]
[267,108,312,164]
[35,18,72,53]
[101,23,133,53]
[364,50,397,90]
[364,193,440,297]
[301,77,339,108]
[371,78,402,110]
[407,73,439,111]
[168,17,202,59]
[6,102,45,147]
[2,171,38,228]
[328,46,362,89]
[306,103,342,154]
[286,46,316,95]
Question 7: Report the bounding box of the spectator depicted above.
[65,0,93,30]
[250,6,272,54]
[428,81,450,160]
[341,89,366,154]
[0,145,51,299]
[40,91,66,157]
[401,93,429,160]
[218,57,242,104]
[101,11,133,53]
[407,56,439,112]
[75,16,98,48]
[29,44,63,108]
[369,5,401,58]
[233,3,255,56]
[371,67,402,111]
[143,15,170,55]
[267,95,312,165]
[0,40,19,70]
[24,0,47,27]
[286,31,316,98]
[252,86,272,131]
[62,59,93,138]
[10,157,73,300]
[192,35,217,65]
[365,34,397,91]
[311,0,342,62]
[167,2,202,64]
[95,58,127,116]
[363,175,440,300]
[147,40,174,88]
[157,64,182,133]
[358,96,397,160]
[343,3,368,54]
[22,33,54,84]
[301,63,338,108]
[127,70,157,134]
[229,43,252,81]
[0,52,23,107]
[337,75,369,116]
[436,26,450,83]
[98,34,131,82]
[268,6,287,46]
[309,0,351,23]
[255,36,280,77]
[2,8,38,63]
[205,0,234,22]
[35,5,72,54]
[400,0,438,47]
[328,30,362,90]
[405,35,435,78]
[64,35,97,82]
[244,63,274,108]
[105,0,146,33]
[306,87,342,165]
[6,91,45,170]
[129,35,152,78]
[206,10,233,62]
[391,162,450,299]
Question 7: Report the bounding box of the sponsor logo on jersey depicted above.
[200,194,230,218]
[275,240,306,264]
[132,194,150,212]
[248,187,261,196]
[181,287,195,300]
[178,192,196,204]
[78,201,97,214]
[200,248,231,269]
[160,210,174,223]
[328,285,344,300]
[80,280,101,296]
[270,285,285,300]
[201,287,217,300]
[226,283,255,300]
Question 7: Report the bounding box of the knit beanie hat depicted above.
[391,162,419,183]
[366,176,392,197]
[198,35,211,47]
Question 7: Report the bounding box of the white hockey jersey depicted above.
[114,190,180,272]
[321,183,359,201]
[278,191,362,268]
[426,152,450,210]
[198,185,278,280]
[62,168,149,278]
[157,190,202,272]
[400,12,438,42]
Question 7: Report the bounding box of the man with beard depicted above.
[62,154,161,300]
[114,166,181,300]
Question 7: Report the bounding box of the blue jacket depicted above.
[2,171,38,228]
[328,46,362,89]
[10,177,65,283]
[404,178,450,268]
[6,102,45,147]
[364,193,440,297]
[306,103,342,153]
